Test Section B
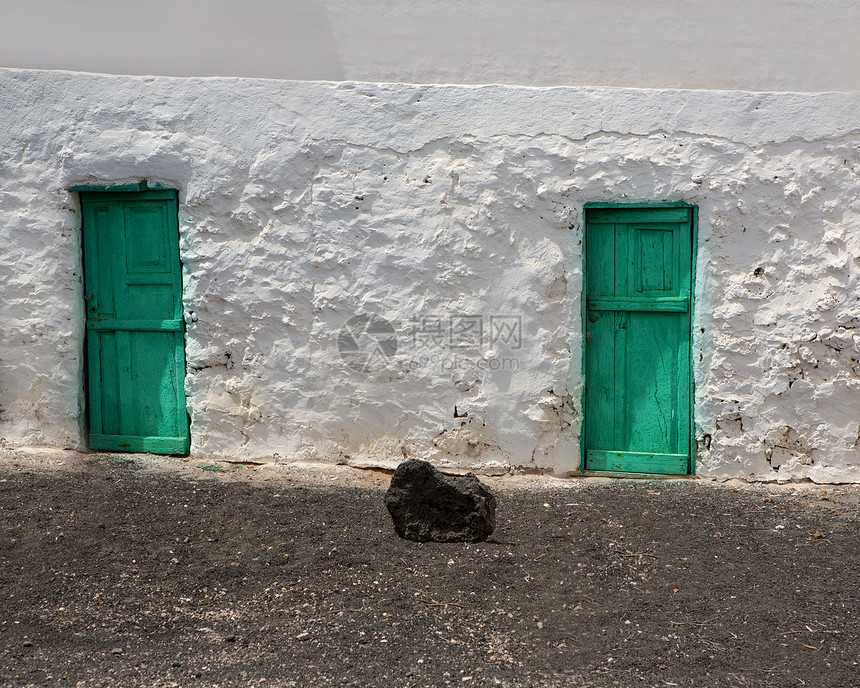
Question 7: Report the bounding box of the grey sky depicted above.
[0,0,344,80]
[1,0,857,90]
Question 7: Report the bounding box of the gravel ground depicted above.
[1,450,859,687]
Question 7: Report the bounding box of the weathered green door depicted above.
[584,206,693,475]
[79,189,190,454]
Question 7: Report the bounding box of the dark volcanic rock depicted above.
[384,459,496,542]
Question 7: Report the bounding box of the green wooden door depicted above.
[80,190,190,455]
[584,206,693,475]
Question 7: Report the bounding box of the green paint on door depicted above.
[80,190,190,455]
[583,205,694,475]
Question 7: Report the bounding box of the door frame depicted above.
[71,181,190,454]
[579,201,698,475]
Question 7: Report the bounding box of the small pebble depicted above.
[171,660,182,668]
[224,634,237,642]
[111,648,123,655]
[22,641,33,648]
[295,632,310,641]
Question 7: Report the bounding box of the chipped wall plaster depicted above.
[0,68,859,481]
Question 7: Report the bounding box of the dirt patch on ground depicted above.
[1,450,859,687]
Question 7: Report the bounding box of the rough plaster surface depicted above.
[1,68,859,481]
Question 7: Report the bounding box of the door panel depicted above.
[622,311,683,453]
[633,227,675,294]
[81,190,189,455]
[584,207,693,475]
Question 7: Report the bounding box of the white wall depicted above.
[1,0,859,91]
[1,68,859,481]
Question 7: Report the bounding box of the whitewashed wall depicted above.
[1,68,859,481]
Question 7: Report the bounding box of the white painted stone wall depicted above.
[1,68,859,482]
